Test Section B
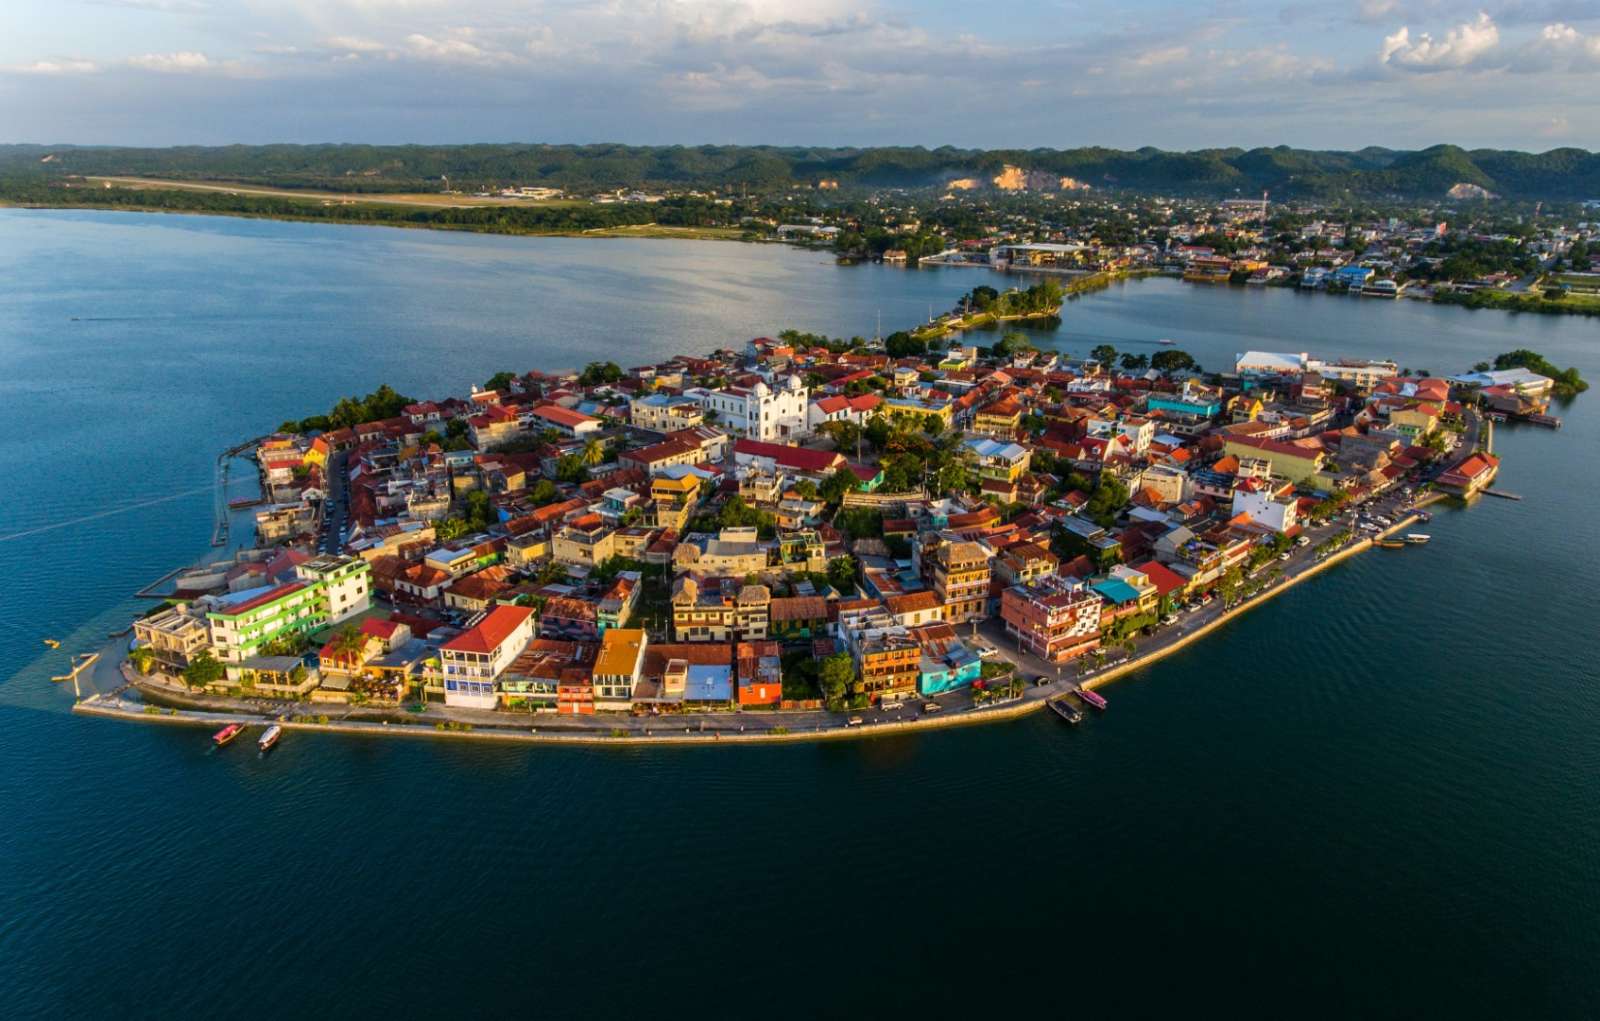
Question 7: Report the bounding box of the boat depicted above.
[258,724,282,752]
[1405,533,1431,544]
[1049,699,1084,725]
[1075,687,1108,711]
[1375,539,1406,550]
[1157,337,1177,345]
[42,638,60,649]
[212,723,244,747]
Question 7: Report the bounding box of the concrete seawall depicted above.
[74,500,1439,748]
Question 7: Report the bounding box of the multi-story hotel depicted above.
[1000,578,1104,663]
[929,540,991,624]
[438,604,536,710]
[204,555,371,663]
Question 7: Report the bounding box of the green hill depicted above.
[3,141,1597,200]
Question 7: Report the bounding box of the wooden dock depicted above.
[50,652,100,696]
[1483,489,1522,501]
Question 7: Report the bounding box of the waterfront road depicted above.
[96,463,1446,744]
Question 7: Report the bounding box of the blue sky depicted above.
[2,0,1598,149]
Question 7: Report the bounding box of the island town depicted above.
[80,290,1579,746]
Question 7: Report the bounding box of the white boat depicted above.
[1405,533,1431,544]
[1157,337,1177,345]
[258,724,282,751]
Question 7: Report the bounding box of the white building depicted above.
[1306,358,1399,390]
[1235,351,1308,375]
[1232,478,1299,534]
[685,376,809,443]
[438,605,536,709]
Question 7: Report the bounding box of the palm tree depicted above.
[580,438,605,466]
[128,646,155,675]
[331,624,367,669]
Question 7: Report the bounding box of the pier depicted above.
[50,651,100,699]
[1482,489,1522,501]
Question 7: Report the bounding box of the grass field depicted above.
[1550,272,1600,293]
[579,223,750,240]
[84,176,584,210]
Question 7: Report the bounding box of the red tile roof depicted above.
[531,404,598,428]
[440,605,534,655]
[732,439,844,474]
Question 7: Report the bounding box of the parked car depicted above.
[922,702,942,713]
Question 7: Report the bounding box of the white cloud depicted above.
[401,32,515,65]
[1381,12,1500,71]
[127,51,214,72]
[324,36,387,53]
[87,0,211,11]
[1522,22,1600,69]
[7,59,99,74]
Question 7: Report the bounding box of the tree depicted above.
[528,479,559,504]
[826,555,859,594]
[331,624,366,661]
[922,416,945,438]
[819,467,861,505]
[819,419,861,455]
[1086,474,1130,527]
[555,455,589,484]
[819,652,857,708]
[579,361,623,386]
[1151,349,1199,374]
[837,508,882,540]
[484,371,518,392]
[884,331,926,358]
[993,331,1036,358]
[791,478,819,500]
[579,437,605,466]
[864,414,893,452]
[965,285,999,311]
[1120,352,1150,372]
[1090,344,1118,366]
[127,646,155,675]
[183,650,224,690]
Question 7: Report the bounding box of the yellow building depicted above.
[882,399,954,430]
[594,628,647,708]
[972,396,1023,438]
[650,472,702,532]
[1221,435,1325,483]
[671,577,771,642]
[1388,405,1439,439]
[930,540,991,624]
[551,515,618,567]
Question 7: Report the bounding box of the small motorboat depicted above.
[212,723,244,747]
[1405,533,1431,544]
[1157,338,1177,346]
[42,638,60,649]
[1075,687,1108,711]
[258,724,282,752]
[1049,699,1084,725]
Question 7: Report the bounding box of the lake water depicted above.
[3,210,1599,1018]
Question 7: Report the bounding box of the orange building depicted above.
[1000,579,1103,663]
